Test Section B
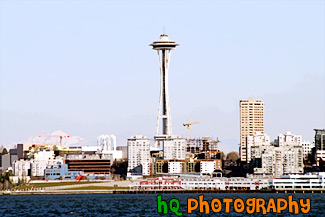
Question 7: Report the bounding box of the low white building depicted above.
[168,161,183,173]
[142,162,151,176]
[163,136,186,160]
[179,177,269,191]
[131,177,269,191]
[31,157,63,177]
[302,141,314,159]
[31,161,47,177]
[13,159,31,177]
[200,161,216,175]
[278,131,302,147]
[28,150,64,177]
[269,172,325,190]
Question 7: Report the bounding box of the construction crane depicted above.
[183,119,201,139]
[36,135,70,147]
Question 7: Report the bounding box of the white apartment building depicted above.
[278,132,302,147]
[127,135,151,177]
[13,159,31,177]
[250,132,304,178]
[163,136,186,160]
[29,150,64,177]
[240,97,264,162]
[168,161,183,173]
[281,147,304,175]
[142,162,151,176]
[253,146,303,178]
[31,157,63,177]
[31,161,46,177]
[247,132,270,163]
[200,161,216,175]
[302,141,314,160]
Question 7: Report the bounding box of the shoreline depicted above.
[1,189,324,195]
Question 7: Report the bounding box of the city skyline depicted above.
[0,1,324,154]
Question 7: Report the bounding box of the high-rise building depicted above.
[240,97,264,162]
[314,129,325,151]
[127,135,151,177]
[314,129,325,164]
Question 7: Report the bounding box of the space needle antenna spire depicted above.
[150,31,179,148]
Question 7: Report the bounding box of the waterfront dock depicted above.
[1,188,324,195]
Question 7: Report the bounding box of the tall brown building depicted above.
[240,97,264,162]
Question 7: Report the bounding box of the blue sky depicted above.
[0,0,324,154]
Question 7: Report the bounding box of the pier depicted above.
[1,188,324,196]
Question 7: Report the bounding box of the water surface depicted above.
[0,193,323,216]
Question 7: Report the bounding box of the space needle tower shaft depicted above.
[150,33,179,138]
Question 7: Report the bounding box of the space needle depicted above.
[150,33,179,143]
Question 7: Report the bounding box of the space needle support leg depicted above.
[155,50,163,148]
[162,50,168,135]
[166,50,172,135]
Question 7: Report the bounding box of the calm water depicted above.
[0,193,324,216]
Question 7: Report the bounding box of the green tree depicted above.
[0,171,13,190]
[0,175,4,190]
[226,151,240,162]
[220,151,226,160]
